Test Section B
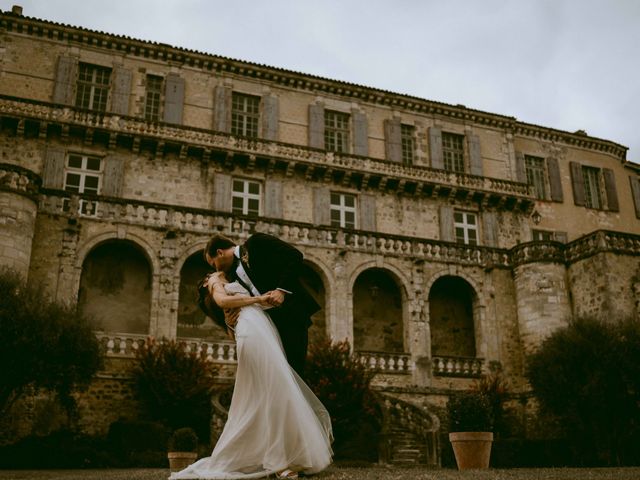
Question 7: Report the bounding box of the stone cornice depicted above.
[0,95,535,208]
[0,10,628,160]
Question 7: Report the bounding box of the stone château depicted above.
[1,5,639,464]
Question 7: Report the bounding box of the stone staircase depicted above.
[376,393,440,466]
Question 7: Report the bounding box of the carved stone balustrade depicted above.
[357,351,414,374]
[0,95,535,205]
[432,355,484,378]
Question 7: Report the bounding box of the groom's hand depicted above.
[224,308,240,327]
[267,289,285,306]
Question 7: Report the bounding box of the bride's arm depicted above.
[209,283,268,309]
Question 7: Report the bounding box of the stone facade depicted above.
[1,7,640,463]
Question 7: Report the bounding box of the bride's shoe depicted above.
[275,469,299,479]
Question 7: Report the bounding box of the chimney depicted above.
[11,5,23,15]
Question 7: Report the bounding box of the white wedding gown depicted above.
[169,281,333,480]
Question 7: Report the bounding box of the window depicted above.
[330,192,356,229]
[324,110,350,153]
[144,75,163,122]
[231,93,260,138]
[401,124,415,165]
[75,63,111,111]
[442,132,465,173]
[232,179,261,216]
[582,166,603,209]
[454,211,478,245]
[525,155,548,200]
[63,153,102,215]
[532,229,554,241]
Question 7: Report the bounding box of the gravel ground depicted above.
[1,466,640,480]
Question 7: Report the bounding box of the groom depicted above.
[204,232,320,376]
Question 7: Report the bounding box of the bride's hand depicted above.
[257,293,272,306]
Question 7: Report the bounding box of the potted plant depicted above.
[167,427,199,472]
[447,391,494,470]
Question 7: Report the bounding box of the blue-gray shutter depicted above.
[313,186,330,226]
[429,127,443,169]
[102,156,125,197]
[515,151,527,183]
[482,211,498,247]
[110,67,132,115]
[52,56,77,105]
[359,194,376,231]
[468,134,483,176]
[547,157,563,202]
[629,176,640,219]
[163,74,185,124]
[352,111,368,156]
[214,86,232,132]
[384,118,402,163]
[439,205,454,242]
[602,168,619,212]
[308,104,325,149]
[42,146,66,189]
[264,179,283,219]
[262,94,279,141]
[213,173,232,212]
[569,162,585,206]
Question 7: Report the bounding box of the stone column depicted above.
[512,243,572,355]
[0,165,39,280]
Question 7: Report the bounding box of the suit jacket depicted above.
[241,233,320,327]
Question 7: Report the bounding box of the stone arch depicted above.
[300,257,331,346]
[75,231,159,275]
[349,261,409,353]
[176,246,227,341]
[427,274,479,358]
[77,238,153,334]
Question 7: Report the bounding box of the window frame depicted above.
[525,154,549,200]
[75,62,111,112]
[63,153,103,216]
[442,132,465,173]
[330,191,357,229]
[144,74,163,122]
[231,178,262,217]
[231,92,260,138]
[582,165,603,210]
[401,124,415,165]
[324,110,350,153]
[453,210,479,245]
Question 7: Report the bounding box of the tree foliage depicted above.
[0,268,103,416]
[526,317,640,466]
[305,339,380,459]
[131,338,219,441]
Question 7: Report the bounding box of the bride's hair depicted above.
[197,275,227,331]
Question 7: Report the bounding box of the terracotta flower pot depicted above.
[448,431,493,470]
[168,451,198,472]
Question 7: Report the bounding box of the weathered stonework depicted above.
[1,8,640,462]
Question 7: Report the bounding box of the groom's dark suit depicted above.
[235,233,320,376]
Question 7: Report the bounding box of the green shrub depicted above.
[305,339,380,461]
[169,427,199,452]
[131,338,219,441]
[0,268,103,416]
[472,370,510,436]
[106,419,170,460]
[447,390,494,432]
[526,316,640,466]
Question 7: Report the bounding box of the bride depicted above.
[169,271,333,480]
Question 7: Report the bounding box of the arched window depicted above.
[428,276,476,357]
[177,251,227,341]
[353,268,404,353]
[78,240,151,334]
[299,261,327,345]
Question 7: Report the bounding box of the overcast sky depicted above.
[4,0,639,160]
